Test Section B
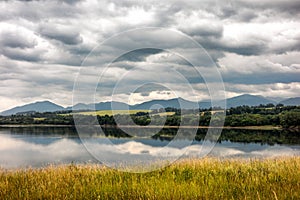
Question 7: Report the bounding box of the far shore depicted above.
[0,124,283,130]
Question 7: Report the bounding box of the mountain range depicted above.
[1,94,299,116]
[279,97,300,106]
[1,101,64,116]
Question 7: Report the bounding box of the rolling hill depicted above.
[1,101,64,116]
[131,97,199,110]
[280,97,300,106]
[225,94,276,108]
[1,94,299,116]
[66,101,130,111]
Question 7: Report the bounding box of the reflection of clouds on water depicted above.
[111,141,184,157]
[0,135,93,168]
[0,134,299,169]
[206,145,300,158]
[250,146,299,158]
[190,145,245,158]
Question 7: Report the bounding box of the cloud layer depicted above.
[0,0,299,110]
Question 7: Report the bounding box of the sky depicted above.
[0,0,300,111]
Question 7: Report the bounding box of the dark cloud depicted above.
[57,0,83,5]
[272,40,300,55]
[0,0,299,110]
[1,48,44,62]
[217,5,238,19]
[222,72,300,85]
[221,42,267,56]
[237,0,300,16]
[193,36,267,57]
[39,25,83,45]
[235,10,258,22]
[180,23,223,39]
[0,32,37,49]
[114,48,164,62]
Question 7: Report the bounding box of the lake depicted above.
[1,126,300,170]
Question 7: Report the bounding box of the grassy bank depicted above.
[1,158,300,199]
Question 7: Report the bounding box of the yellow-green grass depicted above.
[33,117,46,121]
[75,110,150,116]
[150,112,175,116]
[1,157,300,199]
[74,110,175,116]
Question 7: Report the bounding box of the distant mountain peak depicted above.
[31,100,58,105]
[232,94,262,98]
[1,94,299,116]
[280,97,300,106]
[1,101,64,116]
[225,94,276,108]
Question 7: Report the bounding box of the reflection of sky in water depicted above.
[0,130,300,169]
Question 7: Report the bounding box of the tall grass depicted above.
[1,157,300,199]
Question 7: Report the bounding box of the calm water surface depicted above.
[0,127,299,169]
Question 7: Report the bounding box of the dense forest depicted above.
[0,104,299,129]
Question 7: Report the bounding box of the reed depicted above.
[0,157,299,199]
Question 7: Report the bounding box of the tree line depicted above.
[0,105,299,129]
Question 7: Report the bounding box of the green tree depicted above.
[280,111,300,128]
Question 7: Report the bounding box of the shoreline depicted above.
[0,124,283,130]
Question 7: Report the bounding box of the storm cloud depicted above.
[0,0,299,111]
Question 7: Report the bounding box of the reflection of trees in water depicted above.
[194,129,300,145]
[218,129,300,145]
[1,127,299,145]
[101,128,300,145]
[1,127,78,137]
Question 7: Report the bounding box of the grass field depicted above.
[151,112,175,116]
[75,110,150,116]
[1,157,300,199]
[75,110,175,116]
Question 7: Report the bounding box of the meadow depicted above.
[0,157,299,199]
[75,110,175,116]
[72,110,148,116]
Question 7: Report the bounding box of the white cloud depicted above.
[225,82,300,99]
[0,0,299,111]
[218,52,299,74]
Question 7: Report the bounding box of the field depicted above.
[75,110,175,116]
[0,157,300,199]
[75,110,149,116]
